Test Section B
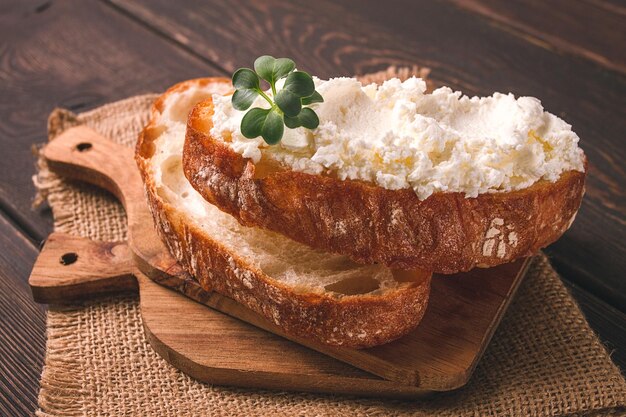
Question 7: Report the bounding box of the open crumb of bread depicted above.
[136,78,431,348]
[183,79,587,273]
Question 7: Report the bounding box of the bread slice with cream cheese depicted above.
[183,77,586,273]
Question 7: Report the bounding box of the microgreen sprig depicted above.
[231,55,323,145]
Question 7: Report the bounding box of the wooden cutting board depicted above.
[29,126,530,397]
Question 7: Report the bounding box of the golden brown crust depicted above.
[135,78,431,348]
[183,92,587,273]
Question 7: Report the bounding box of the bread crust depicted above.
[136,78,431,348]
[183,85,587,273]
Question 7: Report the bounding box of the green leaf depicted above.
[283,114,301,129]
[240,108,270,139]
[231,89,258,111]
[298,108,320,129]
[273,58,296,80]
[261,109,285,144]
[283,71,315,97]
[301,90,324,105]
[275,89,302,117]
[284,108,319,130]
[232,68,259,90]
[240,108,285,144]
[254,56,275,82]
[254,56,295,85]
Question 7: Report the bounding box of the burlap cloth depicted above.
[34,67,626,417]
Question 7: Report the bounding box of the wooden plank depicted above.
[109,0,626,313]
[0,213,46,417]
[447,0,626,74]
[0,0,222,242]
[584,0,626,14]
[565,281,626,375]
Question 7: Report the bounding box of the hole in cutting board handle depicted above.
[75,142,92,152]
[60,252,79,265]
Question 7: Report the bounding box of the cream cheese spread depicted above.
[210,77,585,200]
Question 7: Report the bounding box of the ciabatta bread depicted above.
[183,81,586,273]
[135,78,431,348]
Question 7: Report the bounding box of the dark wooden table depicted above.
[1,1,625,415]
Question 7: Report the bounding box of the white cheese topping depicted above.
[210,77,585,200]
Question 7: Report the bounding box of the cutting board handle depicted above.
[30,232,137,304]
[42,126,144,217]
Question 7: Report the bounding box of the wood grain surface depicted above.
[0,0,213,240]
[449,0,626,74]
[0,214,45,416]
[1,0,625,414]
